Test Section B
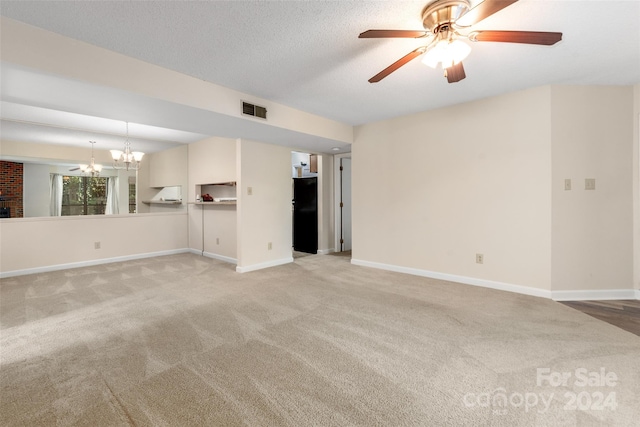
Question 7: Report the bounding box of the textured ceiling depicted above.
[1,0,639,153]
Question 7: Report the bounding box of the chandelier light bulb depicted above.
[110,150,123,161]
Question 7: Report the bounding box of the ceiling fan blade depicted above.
[368,48,425,83]
[469,30,562,45]
[69,167,80,171]
[359,30,429,39]
[445,62,466,83]
[456,0,518,27]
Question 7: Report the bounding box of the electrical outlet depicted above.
[476,253,483,264]
[94,242,101,249]
[268,242,272,250]
[585,178,596,190]
[247,186,253,195]
[216,238,220,245]
[564,179,571,191]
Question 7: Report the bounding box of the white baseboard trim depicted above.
[202,251,237,264]
[350,258,552,299]
[317,248,335,255]
[0,248,191,279]
[350,259,640,301]
[552,289,640,301]
[236,257,294,273]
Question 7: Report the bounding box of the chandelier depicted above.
[110,122,144,170]
[79,141,103,176]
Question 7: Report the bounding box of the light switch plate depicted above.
[585,178,596,190]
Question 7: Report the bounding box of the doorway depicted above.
[291,152,318,254]
[293,177,318,253]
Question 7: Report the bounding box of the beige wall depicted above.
[633,84,640,292]
[0,139,114,165]
[136,152,151,213]
[353,85,637,296]
[551,86,634,291]
[187,137,238,259]
[353,86,554,291]
[237,139,293,271]
[149,144,189,188]
[0,213,187,275]
[188,137,237,202]
[138,145,189,214]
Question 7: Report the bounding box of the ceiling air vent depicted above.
[242,101,267,120]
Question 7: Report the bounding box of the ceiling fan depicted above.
[359,0,562,83]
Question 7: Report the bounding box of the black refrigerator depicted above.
[292,177,318,254]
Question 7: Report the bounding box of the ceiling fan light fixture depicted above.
[359,0,563,83]
[422,38,470,69]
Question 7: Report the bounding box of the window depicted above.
[61,176,107,216]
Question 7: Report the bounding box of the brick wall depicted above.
[0,161,24,218]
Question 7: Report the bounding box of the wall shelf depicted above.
[196,181,237,205]
[142,200,183,205]
[194,201,236,206]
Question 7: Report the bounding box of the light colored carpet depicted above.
[1,253,639,426]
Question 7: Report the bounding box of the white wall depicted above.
[237,139,293,271]
[187,137,238,260]
[631,84,639,293]
[353,85,637,297]
[0,212,188,276]
[188,137,237,201]
[149,144,189,188]
[139,144,188,213]
[353,86,554,292]
[551,86,634,292]
[202,206,237,261]
[23,163,51,217]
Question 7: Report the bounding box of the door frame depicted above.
[292,176,318,254]
[333,152,352,253]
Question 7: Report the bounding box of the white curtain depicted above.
[49,174,63,216]
[106,176,119,215]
